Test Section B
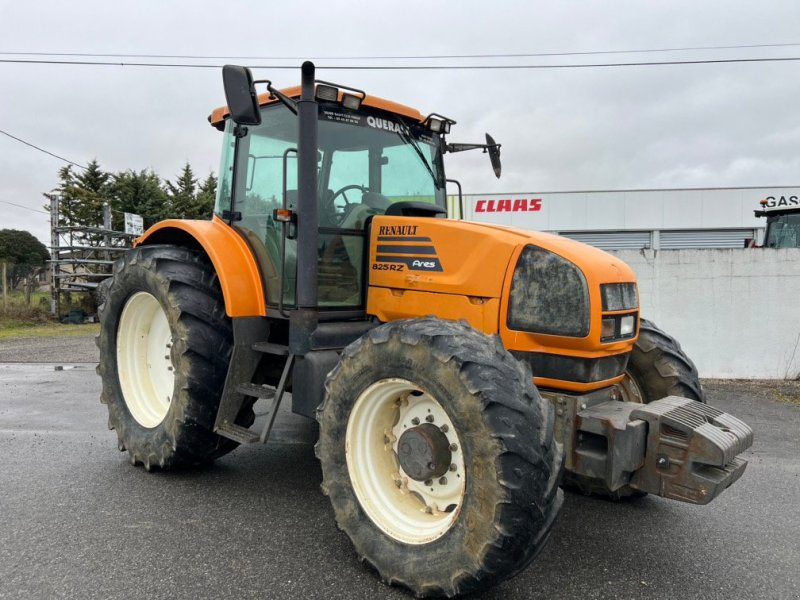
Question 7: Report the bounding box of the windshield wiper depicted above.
[388,115,439,187]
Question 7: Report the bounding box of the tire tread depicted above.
[98,245,249,469]
[317,318,563,597]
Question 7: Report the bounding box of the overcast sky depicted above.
[2,0,800,244]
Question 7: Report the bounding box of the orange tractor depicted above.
[98,62,752,597]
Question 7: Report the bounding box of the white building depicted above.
[447,185,800,378]
[454,186,800,250]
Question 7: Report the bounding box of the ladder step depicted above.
[252,341,290,356]
[236,382,276,399]
[216,422,260,445]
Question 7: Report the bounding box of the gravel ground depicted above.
[0,333,99,363]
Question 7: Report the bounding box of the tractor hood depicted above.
[367,216,636,300]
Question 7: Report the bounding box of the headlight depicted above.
[620,315,635,336]
[600,313,638,342]
[508,245,590,337]
[601,317,616,339]
[601,283,638,311]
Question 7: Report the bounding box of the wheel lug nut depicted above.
[449,443,458,452]
[424,479,432,486]
[383,435,390,444]
[449,463,457,472]
[424,506,433,514]
[425,414,434,423]
[411,417,420,425]
[440,424,449,433]
[439,477,447,485]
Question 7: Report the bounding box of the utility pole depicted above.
[2,261,7,313]
[103,202,112,267]
[50,195,60,318]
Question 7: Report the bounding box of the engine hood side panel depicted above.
[367,216,522,299]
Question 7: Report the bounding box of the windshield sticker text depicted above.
[366,115,409,135]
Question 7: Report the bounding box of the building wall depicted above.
[457,186,799,231]
[611,248,800,379]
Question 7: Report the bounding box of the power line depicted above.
[0,199,49,215]
[1,56,800,70]
[2,42,800,61]
[0,128,87,170]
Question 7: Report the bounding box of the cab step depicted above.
[236,382,276,399]
[215,354,296,446]
[216,422,260,445]
[252,341,289,355]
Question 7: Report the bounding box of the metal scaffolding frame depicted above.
[49,196,136,317]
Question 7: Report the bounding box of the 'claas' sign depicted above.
[474,199,543,213]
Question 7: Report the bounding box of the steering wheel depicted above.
[329,184,368,225]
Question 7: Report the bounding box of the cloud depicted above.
[1,0,800,246]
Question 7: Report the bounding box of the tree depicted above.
[195,172,217,219]
[44,161,215,240]
[43,159,110,246]
[108,169,169,229]
[166,163,198,219]
[0,229,50,289]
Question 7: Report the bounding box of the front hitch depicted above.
[562,396,753,505]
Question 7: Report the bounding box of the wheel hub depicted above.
[397,424,452,481]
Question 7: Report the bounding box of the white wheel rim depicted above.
[116,291,175,428]
[618,370,645,404]
[345,378,466,545]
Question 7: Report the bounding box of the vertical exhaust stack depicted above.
[290,61,319,354]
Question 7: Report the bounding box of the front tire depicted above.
[619,318,705,404]
[316,318,563,597]
[98,245,251,470]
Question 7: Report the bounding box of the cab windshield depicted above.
[214,102,446,309]
[765,213,800,248]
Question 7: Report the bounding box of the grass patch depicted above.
[2,288,98,329]
[771,387,800,406]
[0,322,100,339]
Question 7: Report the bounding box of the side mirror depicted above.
[222,65,262,126]
[486,133,501,178]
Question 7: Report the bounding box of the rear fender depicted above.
[136,216,266,317]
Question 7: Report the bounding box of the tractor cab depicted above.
[211,75,451,312]
[210,64,499,319]
[756,205,800,248]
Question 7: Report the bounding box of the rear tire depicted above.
[565,318,704,499]
[316,318,563,597]
[97,245,252,470]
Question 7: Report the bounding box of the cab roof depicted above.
[209,85,425,129]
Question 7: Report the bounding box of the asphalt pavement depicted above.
[0,363,798,600]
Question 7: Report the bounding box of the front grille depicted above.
[507,245,590,337]
[511,351,630,383]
